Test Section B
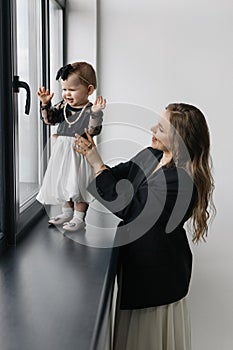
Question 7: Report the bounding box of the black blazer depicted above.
[88,147,197,310]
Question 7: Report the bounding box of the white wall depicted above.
[66,0,96,62]
[67,1,233,349]
[66,0,97,103]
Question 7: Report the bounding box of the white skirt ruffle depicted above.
[36,136,94,205]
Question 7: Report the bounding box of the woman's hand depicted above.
[91,95,106,114]
[74,130,107,175]
[37,86,54,105]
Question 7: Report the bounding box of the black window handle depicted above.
[13,75,31,115]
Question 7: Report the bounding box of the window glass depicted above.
[49,0,64,139]
[49,0,63,102]
[16,0,42,209]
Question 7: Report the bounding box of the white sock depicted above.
[73,210,85,221]
[62,207,73,216]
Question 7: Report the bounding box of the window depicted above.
[16,0,42,209]
[0,0,66,246]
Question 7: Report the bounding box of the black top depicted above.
[88,147,197,310]
[41,101,103,137]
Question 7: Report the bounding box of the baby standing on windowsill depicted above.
[36,61,106,231]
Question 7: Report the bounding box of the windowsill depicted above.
[0,212,118,350]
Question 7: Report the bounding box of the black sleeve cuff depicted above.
[40,101,52,110]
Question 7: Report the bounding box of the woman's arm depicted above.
[88,166,195,236]
[87,168,167,223]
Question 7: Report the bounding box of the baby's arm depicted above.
[88,96,106,136]
[38,86,54,125]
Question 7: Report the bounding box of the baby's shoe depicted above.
[63,217,85,232]
[48,208,73,226]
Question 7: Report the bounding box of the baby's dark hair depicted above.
[56,62,97,89]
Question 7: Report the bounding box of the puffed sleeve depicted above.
[87,110,103,136]
[40,100,64,125]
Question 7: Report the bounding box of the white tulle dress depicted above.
[36,136,94,205]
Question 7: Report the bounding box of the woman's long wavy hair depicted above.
[166,103,215,243]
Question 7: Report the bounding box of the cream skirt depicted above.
[113,297,191,350]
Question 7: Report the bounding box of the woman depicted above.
[74,103,215,350]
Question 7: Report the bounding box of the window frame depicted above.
[0,0,66,250]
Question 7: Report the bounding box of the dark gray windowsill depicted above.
[0,213,118,350]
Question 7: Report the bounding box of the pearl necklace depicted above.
[63,101,89,128]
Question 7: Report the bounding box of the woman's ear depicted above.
[87,85,95,96]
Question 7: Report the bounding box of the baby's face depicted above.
[61,74,90,107]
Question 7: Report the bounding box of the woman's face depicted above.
[151,110,171,152]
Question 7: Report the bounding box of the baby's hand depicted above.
[91,96,106,113]
[37,86,54,105]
